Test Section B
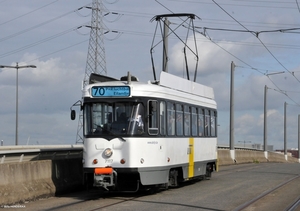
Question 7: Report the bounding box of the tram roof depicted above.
[84,72,215,101]
[158,71,214,100]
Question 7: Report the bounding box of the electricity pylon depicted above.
[76,0,107,144]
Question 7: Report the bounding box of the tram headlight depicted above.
[104,148,113,157]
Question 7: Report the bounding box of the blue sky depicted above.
[0,0,300,150]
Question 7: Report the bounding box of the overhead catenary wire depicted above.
[296,0,300,13]
[1,1,299,85]
[156,0,300,107]
[210,40,299,105]
[212,0,300,84]
[1,1,297,69]
[198,26,300,37]
[110,8,300,30]
[167,0,300,10]
[171,0,300,106]
[155,0,281,79]
[206,0,300,105]
[2,2,297,57]
[2,0,299,148]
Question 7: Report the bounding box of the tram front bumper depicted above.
[94,167,116,190]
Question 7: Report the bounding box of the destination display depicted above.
[91,86,130,97]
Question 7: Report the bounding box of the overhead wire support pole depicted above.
[263,85,268,159]
[284,102,287,160]
[229,61,235,162]
[298,114,300,163]
[263,71,285,157]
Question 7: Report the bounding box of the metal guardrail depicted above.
[0,144,264,164]
[0,145,83,164]
[217,145,263,151]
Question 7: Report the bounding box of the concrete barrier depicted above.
[218,149,234,165]
[267,151,299,163]
[235,150,268,164]
[0,158,83,206]
[0,160,55,205]
[217,149,299,166]
[0,149,298,206]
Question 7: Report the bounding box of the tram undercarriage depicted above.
[84,162,215,192]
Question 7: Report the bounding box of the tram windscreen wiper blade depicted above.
[99,125,126,142]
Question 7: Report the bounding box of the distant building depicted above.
[275,149,299,158]
[252,144,273,151]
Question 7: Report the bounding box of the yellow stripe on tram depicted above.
[188,137,194,178]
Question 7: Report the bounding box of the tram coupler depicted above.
[93,168,117,190]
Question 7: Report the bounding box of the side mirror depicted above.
[71,110,76,120]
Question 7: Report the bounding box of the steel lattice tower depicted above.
[76,0,107,144]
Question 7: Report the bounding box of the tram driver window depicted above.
[128,103,145,135]
[160,102,166,135]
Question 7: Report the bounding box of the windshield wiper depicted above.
[95,124,126,142]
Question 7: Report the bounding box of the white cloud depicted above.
[0,54,83,146]
[1,0,300,150]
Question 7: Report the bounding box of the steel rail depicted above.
[233,174,300,211]
[287,196,300,211]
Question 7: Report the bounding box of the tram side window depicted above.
[191,107,197,136]
[176,104,183,136]
[167,102,175,136]
[148,100,158,135]
[204,109,211,136]
[211,110,216,137]
[184,105,191,136]
[160,101,166,135]
[198,109,204,136]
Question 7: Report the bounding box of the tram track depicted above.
[233,174,300,211]
[16,163,300,211]
[287,196,300,211]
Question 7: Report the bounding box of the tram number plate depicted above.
[105,159,113,164]
[92,86,130,97]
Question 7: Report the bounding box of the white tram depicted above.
[71,71,217,192]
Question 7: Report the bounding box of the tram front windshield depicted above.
[84,102,144,136]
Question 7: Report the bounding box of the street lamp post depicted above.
[0,63,37,145]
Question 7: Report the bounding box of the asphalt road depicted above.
[17,162,300,211]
